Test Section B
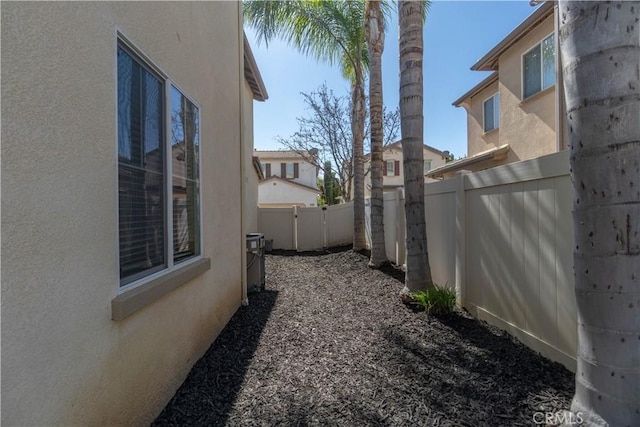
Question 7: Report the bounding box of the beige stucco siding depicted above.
[244,79,259,232]
[497,14,557,162]
[2,2,244,425]
[465,80,501,158]
[457,12,562,176]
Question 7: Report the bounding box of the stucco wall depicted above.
[244,79,259,232]
[461,13,559,169]
[497,14,557,162]
[2,2,244,425]
[465,80,501,158]
[259,180,318,207]
[261,157,317,188]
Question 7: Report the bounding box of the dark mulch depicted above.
[153,250,574,426]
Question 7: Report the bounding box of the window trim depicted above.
[112,257,211,320]
[482,92,500,134]
[285,162,294,179]
[386,160,395,176]
[167,83,203,267]
[116,33,204,298]
[521,32,555,100]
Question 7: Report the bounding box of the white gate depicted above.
[258,202,353,251]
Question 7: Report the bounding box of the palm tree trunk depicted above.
[558,2,640,425]
[352,64,367,251]
[398,0,432,292]
[366,0,387,267]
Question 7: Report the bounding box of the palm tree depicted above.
[365,0,388,267]
[558,1,640,425]
[398,0,432,294]
[244,0,368,251]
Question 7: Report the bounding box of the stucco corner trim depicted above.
[111,258,211,321]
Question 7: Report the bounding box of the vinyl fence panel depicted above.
[424,179,457,288]
[258,202,354,252]
[382,192,399,263]
[326,202,353,247]
[258,207,295,250]
[297,207,324,252]
[375,151,577,371]
[463,152,576,369]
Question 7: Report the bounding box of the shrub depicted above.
[411,285,456,315]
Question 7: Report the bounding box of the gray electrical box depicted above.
[246,233,265,292]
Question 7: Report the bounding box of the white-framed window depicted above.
[386,160,395,176]
[117,40,201,287]
[522,33,555,99]
[423,159,432,174]
[483,93,500,133]
[280,162,298,179]
[285,162,294,179]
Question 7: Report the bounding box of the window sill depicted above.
[520,85,555,106]
[111,257,211,321]
[483,127,499,137]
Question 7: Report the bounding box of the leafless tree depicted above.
[277,84,399,202]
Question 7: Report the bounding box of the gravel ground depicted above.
[153,248,574,426]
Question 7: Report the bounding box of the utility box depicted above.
[246,233,265,293]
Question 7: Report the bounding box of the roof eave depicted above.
[252,156,264,180]
[259,176,319,194]
[470,2,554,72]
[452,71,499,107]
[426,144,510,178]
[364,141,449,161]
[243,33,268,101]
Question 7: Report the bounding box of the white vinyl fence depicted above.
[366,150,577,371]
[258,202,353,251]
[259,152,576,370]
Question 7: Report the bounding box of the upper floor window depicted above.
[523,34,555,99]
[384,160,400,176]
[423,159,432,174]
[117,42,201,287]
[483,93,500,133]
[281,162,299,179]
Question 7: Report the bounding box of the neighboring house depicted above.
[361,141,450,198]
[428,2,566,179]
[255,150,320,207]
[2,2,266,425]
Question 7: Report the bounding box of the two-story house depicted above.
[428,2,566,179]
[361,141,450,198]
[255,150,320,207]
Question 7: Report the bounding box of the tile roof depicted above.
[254,150,316,159]
[259,176,320,194]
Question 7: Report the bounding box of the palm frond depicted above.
[244,0,367,79]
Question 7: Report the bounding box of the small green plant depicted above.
[411,285,456,315]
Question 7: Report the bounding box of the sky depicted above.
[245,1,541,159]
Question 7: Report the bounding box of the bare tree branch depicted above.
[277,83,399,202]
